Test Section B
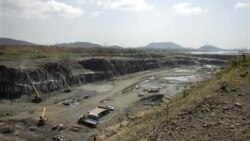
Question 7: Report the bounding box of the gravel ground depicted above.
[133,65,250,141]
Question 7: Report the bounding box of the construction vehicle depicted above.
[38,106,48,126]
[78,106,114,126]
[59,74,71,93]
[70,125,81,132]
[63,77,71,93]
[148,87,160,93]
[25,71,42,103]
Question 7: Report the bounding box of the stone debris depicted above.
[53,135,64,141]
[29,126,38,131]
[132,83,250,141]
[234,102,242,108]
[1,126,14,134]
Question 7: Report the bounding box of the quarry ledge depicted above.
[0,57,227,99]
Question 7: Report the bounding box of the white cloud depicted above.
[77,0,85,5]
[155,12,161,16]
[1,0,83,18]
[97,0,154,12]
[91,11,102,17]
[172,2,208,15]
[235,2,250,9]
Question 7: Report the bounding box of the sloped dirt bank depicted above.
[134,87,250,141]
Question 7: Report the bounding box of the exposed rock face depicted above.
[0,57,226,99]
[79,58,163,76]
[0,65,66,99]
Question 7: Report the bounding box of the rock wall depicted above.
[79,58,165,76]
[0,57,227,99]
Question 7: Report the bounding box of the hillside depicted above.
[55,42,102,48]
[0,38,36,45]
[198,45,222,51]
[145,42,184,49]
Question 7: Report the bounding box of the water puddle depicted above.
[174,69,191,73]
[134,67,211,97]
[205,65,216,69]
[163,75,196,82]
[140,80,150,84]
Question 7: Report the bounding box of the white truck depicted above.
[78,106,114,126]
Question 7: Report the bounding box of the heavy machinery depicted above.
[59,74,71,93]
[63,77,71,93]
[78,106,114,126]
[25,71,42,103]
[38,106,48,126]
[70,125,81,132]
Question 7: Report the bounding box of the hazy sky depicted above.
[0,0,250,49]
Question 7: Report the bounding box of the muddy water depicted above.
[135,65,218,96]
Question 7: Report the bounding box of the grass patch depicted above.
[0,45,166,59]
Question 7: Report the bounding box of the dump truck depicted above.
[78,106,114,126]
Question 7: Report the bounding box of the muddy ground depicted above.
[0,62,221,141]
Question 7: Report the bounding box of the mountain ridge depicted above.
[55,42,102,48]
[0,38,225,51]
[0,38,36,45]
[198,45,222,51]
[145,42,184,49]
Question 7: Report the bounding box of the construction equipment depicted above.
[25,71,42,103]
[78,106,114,126]
[59,74,71,93]
[147,87,160,93]
[63,77,71,93]
[70,125,81,132]
[38,106,48,126]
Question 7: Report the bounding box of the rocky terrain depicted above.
[0,49,243,141]
[114,56,250,141]
[134,83,250,140]
[0,56,227,100]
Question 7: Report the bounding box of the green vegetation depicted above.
[0,45,165,59]
[114,55,250,141]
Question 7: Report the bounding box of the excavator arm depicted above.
[25,71,42,103]
[38,106,47,125]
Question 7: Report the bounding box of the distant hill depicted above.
[198,45,222,51]
[145,42,184,49]
[0,38,36,45]
[55,42,102,48]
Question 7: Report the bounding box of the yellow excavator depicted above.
[38,106,48,126]
[59,74,71,93]
[25,71,42,103]
[63,77,71,93]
